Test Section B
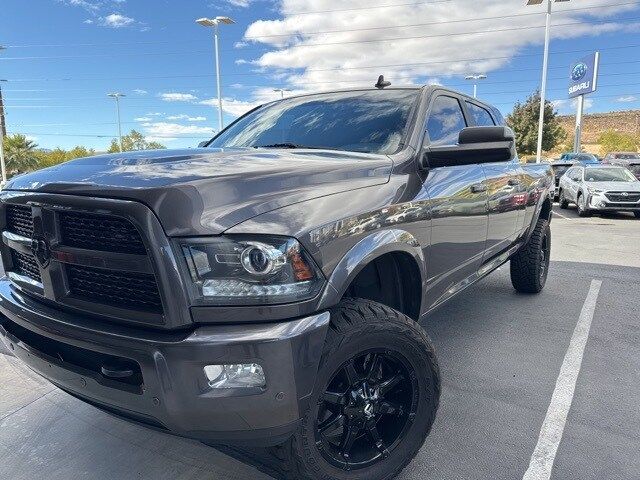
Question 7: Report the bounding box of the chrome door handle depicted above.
[470,184,487,193]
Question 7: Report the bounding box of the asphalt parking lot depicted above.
[1,204,639,480]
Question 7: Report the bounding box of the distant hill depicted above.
[557,109,640,150]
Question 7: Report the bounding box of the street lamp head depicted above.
[196,17,216,27]
[465,74,487,81]
[215,16,235,25]
[0,46,6,51]
[107,93,125,98]
[196,16,235,27]
[526,0,570,4]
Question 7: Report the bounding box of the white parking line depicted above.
[552,210,572,220]
[522,279,602,480]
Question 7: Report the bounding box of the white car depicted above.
[558,165,640,218]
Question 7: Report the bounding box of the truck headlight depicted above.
[181,236,324,305]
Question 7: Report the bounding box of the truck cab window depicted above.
[426,96,467,146]
[466,102,496,126]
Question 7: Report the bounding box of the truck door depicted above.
[421,94,489,309]
[464,101,522,261]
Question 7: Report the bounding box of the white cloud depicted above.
[234,41,249,49]
[83,19,94,24]
[199,97,264,117]
[158,92,198,102]
[58,0,100,13]
[225,0,253,7]
[134,116,152,122]
[235,59,249,65]
[141,122,216,142]
[165,114,207,121]
[617,95,638,103]
[100,13,134,28]
[133,89,148,95]
[238,0,638,93]
[552,97,594,114]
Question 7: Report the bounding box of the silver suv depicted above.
[558,164,640,217]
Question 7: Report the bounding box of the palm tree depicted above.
[3,134,39,175]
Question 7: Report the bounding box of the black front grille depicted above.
[605,192,640,203]
[5,204,33,238]
[67,264,162,313]
[604,202,640,209]
[60,211,147,255]
[11,250,42,283]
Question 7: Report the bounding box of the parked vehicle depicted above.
[602,152,640,164]
[603,153,640,181]
[559,152,600,164]
[0,86,554,480]
[558,164,640,217]
[550,160,574,201]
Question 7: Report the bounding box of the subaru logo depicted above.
[571,62,588,82]
[31,236,51,268]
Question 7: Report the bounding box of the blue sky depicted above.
[1,0,640,151]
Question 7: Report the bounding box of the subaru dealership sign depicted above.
[569,52,600,98]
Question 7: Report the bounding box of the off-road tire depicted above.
[270,298,440,480]
[558,189,569,209]
[510,217,551,294]
[577,193,591,217]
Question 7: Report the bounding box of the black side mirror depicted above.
[198,140,209,148]
[423,126,516,169]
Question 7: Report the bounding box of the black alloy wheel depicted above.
[314,349,418,471]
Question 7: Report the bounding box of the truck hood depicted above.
[585,181,640,192]
[4,148,393,235]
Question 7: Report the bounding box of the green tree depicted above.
[598,130,638,155]
[35,145,96,169]
[108,130,166,153]
[3,134,40,175]
[506,92,567,156]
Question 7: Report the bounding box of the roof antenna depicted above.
[375,75,391,89]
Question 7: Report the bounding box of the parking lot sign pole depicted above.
[574,94,584,153]
[0,46,6,186]
[528,0,570,163]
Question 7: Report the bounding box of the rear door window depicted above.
[426,96,467,146]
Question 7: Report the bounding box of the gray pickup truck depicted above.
[0,86,553,480]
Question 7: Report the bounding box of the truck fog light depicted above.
[204,363,266,388]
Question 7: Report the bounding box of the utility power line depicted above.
[5,42,640,83]
[4,59,640,95]
[6,79,640,106]
[4,1,635,48]
[3,17,640,61]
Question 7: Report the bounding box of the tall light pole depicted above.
[464,74,487,98]
[196,16,235,133]
[0,45,7,186]
[273,88,291,99]
[107,93,125,152]
[527,0,570,163]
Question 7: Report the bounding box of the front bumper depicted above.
[0,279,330,446]
[587,194,640,212]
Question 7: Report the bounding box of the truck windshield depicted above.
[585,168,638,182]
[207,90,419,154]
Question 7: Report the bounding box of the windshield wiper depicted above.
[253,143,334,150]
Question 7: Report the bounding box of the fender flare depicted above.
[316,229,427,310]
